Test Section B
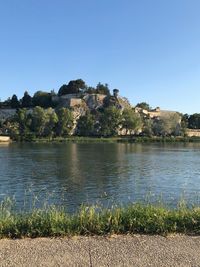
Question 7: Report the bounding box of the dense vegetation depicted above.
[0,105,187,141]
[0,79,111,109]
[0,106,142,141]
[0,78,199,140]
[1,198,200,238]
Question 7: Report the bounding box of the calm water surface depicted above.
[0,142,200,212]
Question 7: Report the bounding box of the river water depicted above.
[0,142,200,212]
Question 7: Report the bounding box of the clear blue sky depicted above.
[0,0,200,114]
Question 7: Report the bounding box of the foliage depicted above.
[3,107,68,140]
[84,83,110,96]
[96,82,110,95]
[142,118,153,137]
[181,114,189,128]
[4,121,20,140]
[31,107,49,137]
[188,113,200,129]
[1,198,200,238]
[179,113,189,136]
[152,113,181,136]
[21,91,32,108]
[2,98,11,108]
[103,95,121,108]
[99,106,122,136]
[136,102,151,111]
[44,108,59,137]
[85,86,96,94]
[122,108,142,134]
[77,112,96,136]
[56,108,74,136]
[14,108,32,138]
[58,79,86,96]
[32,91,53,108]
[0,78,195,139]
[58,84,68,96]
[10,94,20,109]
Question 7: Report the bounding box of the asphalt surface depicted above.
[0,235,200,266]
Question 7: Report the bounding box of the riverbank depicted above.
[0,235,200,266]
[1,200,200,238]
[12,135,200,143]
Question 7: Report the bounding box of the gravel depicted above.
[0,235,200,266]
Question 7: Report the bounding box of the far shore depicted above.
[6,135,200,143]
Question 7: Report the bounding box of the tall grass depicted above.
[0,198,200,238]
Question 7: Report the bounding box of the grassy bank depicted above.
[13,135,200,143]
[1,199,200,238]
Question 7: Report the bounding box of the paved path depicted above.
[0,235,200,266]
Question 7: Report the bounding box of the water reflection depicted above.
[0,142,200,212]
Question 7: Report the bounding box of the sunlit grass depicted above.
[0,197,200,238]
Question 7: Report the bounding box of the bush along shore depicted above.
[11,136,200,143]
[1,199,200,238]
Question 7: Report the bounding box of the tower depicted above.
[113,89,119,98]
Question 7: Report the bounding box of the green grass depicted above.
[32,136,122,143]
[1,198,200,238]
[14,135,200,143]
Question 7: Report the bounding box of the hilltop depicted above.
[0,78,199,140]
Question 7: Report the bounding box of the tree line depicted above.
[0,105,187,141]
[0,106,141,140]
[0,79,111,109]
[0,78,200,139]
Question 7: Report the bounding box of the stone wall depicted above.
[52,93,107,110]
[69,98,83,107]
[148,110,178,119]
[186,129,200,137]
[83,94,107,109]
[0,136,11,142]
[0,109,16,121]
[135,107,179,120]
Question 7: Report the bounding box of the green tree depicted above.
[99,106,121,136]
[77,112,96,136]
[58,84,68,96]
[32,91,52,108]
[122,108,142,135]
[152,118,164,136]
[11,94,20,109]
[43,108,58,137]
[188,113,200,129]
[181,114,189,128]
[96,82,110,95]
[152,113,181,136]
[168,113,181,136]
[56,108,74,136]
[136,102,151,111]
[21,91,32,108]
[85,86,96,94]
[3,121,20,140]
[180,114,189,136]
[142,118,153,136]
[14,108,32,137]
[3,98,11,108]
[58,79,86,96]
[31,106,48,137]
